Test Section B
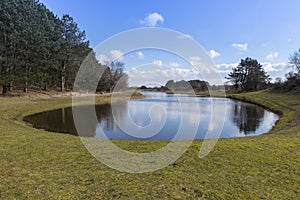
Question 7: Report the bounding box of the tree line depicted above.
[0,0,127,95]
[226,50,300,93]
[165,80,209,92]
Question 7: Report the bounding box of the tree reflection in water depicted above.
[24,102,128,138]
[98,101,128,133]
[231,103,265,135]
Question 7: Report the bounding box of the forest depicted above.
[0,0,127,95]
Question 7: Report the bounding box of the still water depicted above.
[24,92,279,140]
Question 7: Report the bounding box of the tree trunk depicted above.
[61,62,66,93]
[23,81,28,93]
[43,83,48,91]
[2,85,8,95]
[8,82,13,91]
[61,76,65,92]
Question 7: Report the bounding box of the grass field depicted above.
[0,90,299,199]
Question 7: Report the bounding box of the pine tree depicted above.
[226,57,270,92]
[0,0,113,94]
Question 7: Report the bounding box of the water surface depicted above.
[25,92,279,140]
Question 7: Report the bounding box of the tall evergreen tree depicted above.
[226,57,270,91]
[0,0,119,94]
[59,14,90,92]
[0,0,22,93]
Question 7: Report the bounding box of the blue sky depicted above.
[40,0,300,86]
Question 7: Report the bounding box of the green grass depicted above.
[0,90,299,199]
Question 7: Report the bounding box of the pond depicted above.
[24,92,279,140]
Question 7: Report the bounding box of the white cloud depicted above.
[262,62,287,72]
[209,50,221,59]
[177,33,193,39]
[265,52,279,61]
[189,56,202,64]
[232,43,248,51]
[261,62,290,82]
[214,63,239,79]
[189,56,205,71]
[110,50,123,60]
[97,54,109,65]
[127,60,290,87]
[217,69,232,74]
[127,65,200,87]
[173,68,199,78]
[152,60,163,66]
[215,63,238,69]
[262,62,277,72]
[140,12,164,27]
[272,62,289,68]
[188,56,219,76]
[216,61,289,83]
[209,61,290,84]
[216,61,287,73]
[136,51,145,59]
[169,61,179,67]
[97,50,124,65]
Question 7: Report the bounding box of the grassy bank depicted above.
[0,90,299,199]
